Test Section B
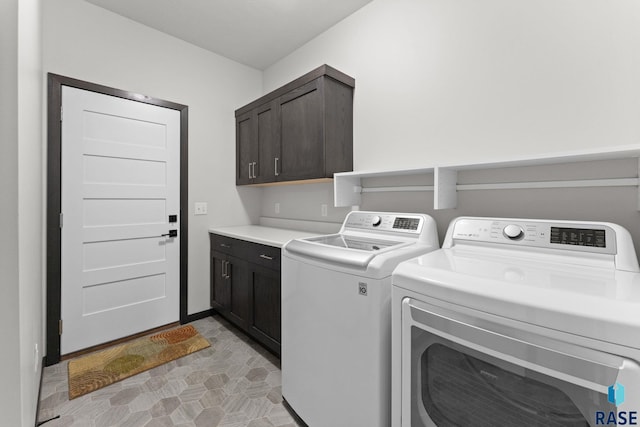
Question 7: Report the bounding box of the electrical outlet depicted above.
[321,204,328,217]
[194,202,208,215]
[275,203,280,214]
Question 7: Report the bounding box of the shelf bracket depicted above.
[434,167,458,210]
[637,158,640,211]
[334,175,362,207]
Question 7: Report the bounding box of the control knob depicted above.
[372,216,382,227]
[503,224,524,240]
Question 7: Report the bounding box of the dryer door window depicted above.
[415,337,605,426]
[402,299,640,427]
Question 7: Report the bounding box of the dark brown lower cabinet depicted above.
[210,233,282,356]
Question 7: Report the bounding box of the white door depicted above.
[61,86,181,354]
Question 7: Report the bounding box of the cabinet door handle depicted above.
[252,162,257,179]
[274,157,279,176]
[226,261,231,280]
[248,163,252,180]
[259,254,274,260]
[220,243,231,249]
[221,260,227,279]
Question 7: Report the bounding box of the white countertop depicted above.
[208,225,327,248]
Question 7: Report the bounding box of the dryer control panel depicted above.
[450,217,618,255]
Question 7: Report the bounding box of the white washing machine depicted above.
[282,211,439,427]
[391,216,640,427]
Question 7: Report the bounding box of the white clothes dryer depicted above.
[282,211,439,427]
[391,217,640,427]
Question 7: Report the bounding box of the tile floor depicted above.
[37,316,301,427]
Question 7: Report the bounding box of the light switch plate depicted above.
[194,202,208,215]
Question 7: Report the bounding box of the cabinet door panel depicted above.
[278,79,325,180]
[249,264,281,354]
[227,256,249,328]
[254,102,278,183]
[210,252,230,313]
[323,78,354,175]
[236,112,253,185]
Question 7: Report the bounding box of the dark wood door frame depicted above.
[45,74,189,366]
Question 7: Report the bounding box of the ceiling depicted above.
[85,0,373,70]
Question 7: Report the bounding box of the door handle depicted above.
[225,261,231,280]
[274,157,279,176]
[161,230,178,238]
[252,162,257,179]
[259,254,274,260]
[220,243,231,249]
[248,163,252,180]
[222,260,229,279]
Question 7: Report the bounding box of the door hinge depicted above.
[59,212,63,228]
[58,319,63,335]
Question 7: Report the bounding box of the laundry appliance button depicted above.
[503,224,524,240]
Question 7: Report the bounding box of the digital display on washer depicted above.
[393,217,420,230]
[550,227,605,248]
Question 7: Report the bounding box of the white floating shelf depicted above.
[334,144,640,210]
[333,167,434,207]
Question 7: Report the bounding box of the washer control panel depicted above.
[451,218,617,254]
[344,212,424,234]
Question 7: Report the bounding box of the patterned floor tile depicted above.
[110,386,143,406]
[128,392,159,413]
[199,388,228,408]
[149,396,181,418]
[120,411,152,427]
[169,400,203,425]
[267,406,298,427]
[94,405,130,427]
[37,316,301,427]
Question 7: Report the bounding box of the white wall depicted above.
[265,0,640,168]
[259,183,350,225]
[43,0,264,315]
[0,0,24,425]
[1,0,44,426]
[18,0,44,424]
[260,0,640,225]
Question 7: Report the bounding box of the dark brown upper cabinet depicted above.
[235,64,355,186]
